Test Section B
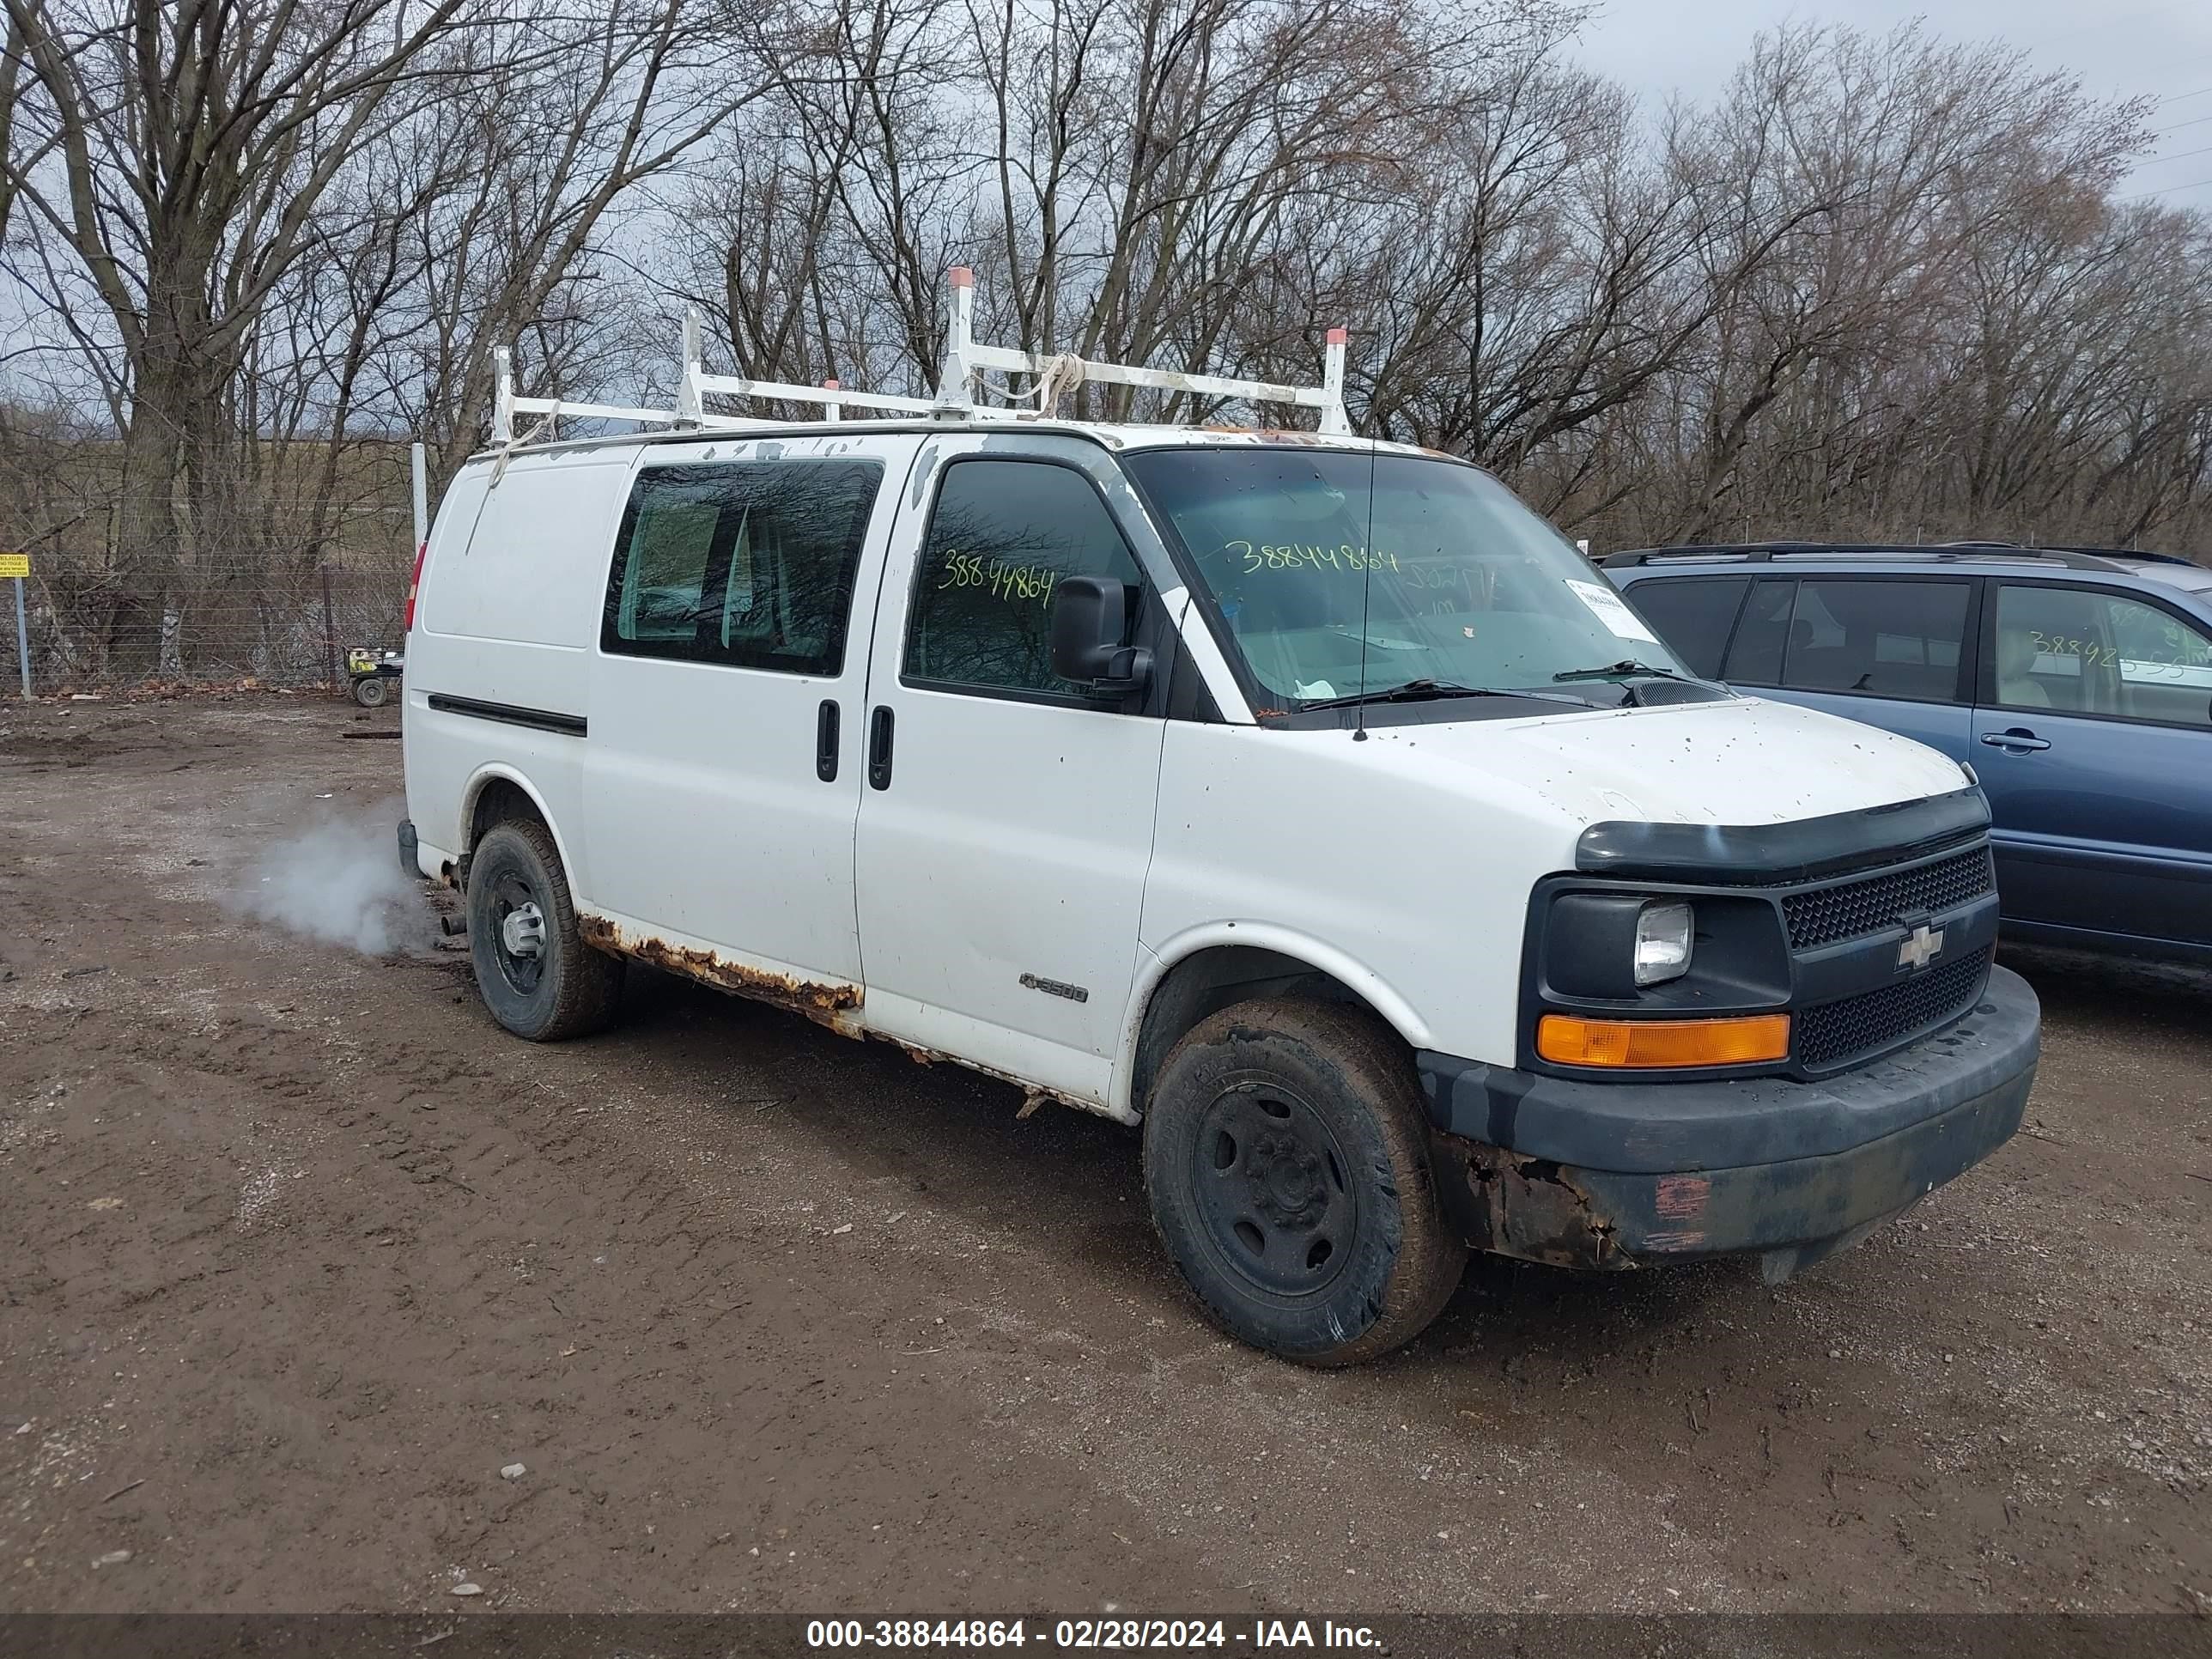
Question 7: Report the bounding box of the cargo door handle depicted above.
[816,699,840,781]
[867,705,894,790]
[1980,729,2051,752]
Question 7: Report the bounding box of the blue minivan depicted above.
[1602,545,2212,964]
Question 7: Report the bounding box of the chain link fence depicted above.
[0,433,421,696]
[0,558,412,696]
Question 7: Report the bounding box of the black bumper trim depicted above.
[1417,965,2039,1272]
[1570,1069,2027,1263]
[1420,964,2039,1173]
[397,819,419,878]
[1427,1062,2030,1271]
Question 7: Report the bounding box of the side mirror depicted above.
[1051,575,1152,698]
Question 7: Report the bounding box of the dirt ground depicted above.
[1,694,2207,1618]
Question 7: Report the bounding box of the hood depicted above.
[1348,694,1972,832]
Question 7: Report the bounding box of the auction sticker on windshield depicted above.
[1565,578,1659,643]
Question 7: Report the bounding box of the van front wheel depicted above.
[1143,999,1466,1366]
[465,819,623,1042]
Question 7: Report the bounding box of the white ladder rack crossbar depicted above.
[493,349,691,437]
[964,344,1343,415]
[691,369,939,417]
[488,276,1350,442]
[939,266,1349,431]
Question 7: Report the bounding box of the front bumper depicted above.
[1416,965,2039,1279]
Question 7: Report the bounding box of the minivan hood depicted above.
[1354,694,1971,831]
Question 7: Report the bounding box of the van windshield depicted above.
[1121,448,1690,711]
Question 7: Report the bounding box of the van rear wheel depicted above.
[1142,998,1466,1366]
[466,818,623,1042]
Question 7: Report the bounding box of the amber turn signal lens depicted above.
[1536,1012,1790,1068]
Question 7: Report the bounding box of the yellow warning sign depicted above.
[0,553,27,579]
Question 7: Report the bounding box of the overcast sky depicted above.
[1570,1,2212,209]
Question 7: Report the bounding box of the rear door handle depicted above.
[867,705,895,790]
[1980,729,2051,752]
[816,699,840,782]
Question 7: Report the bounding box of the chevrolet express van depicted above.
[398,416,2040,1365]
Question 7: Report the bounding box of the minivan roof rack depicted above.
[490,268,1350,443]
[2043,544,2199,567]
[1595,543,2139,574]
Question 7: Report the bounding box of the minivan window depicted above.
[1624,577,1747,678]
[905,459,1146,700]
[1122,449,1686,707]
[603,461,881,674]
[1724,578,1795,683]
[1782,580,1969,702]
[1993,583,2212,727]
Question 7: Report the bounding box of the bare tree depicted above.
[6,2,2211,691]
[0,0,484,671]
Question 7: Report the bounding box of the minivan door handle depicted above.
[1980,728,2051,753]
[816,699,841,782]
[867,705,895,790]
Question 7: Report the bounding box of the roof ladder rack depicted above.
[934,266,1350,432]
[490,270,1351,441]
[491,345,694,441]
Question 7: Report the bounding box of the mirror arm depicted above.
[1086,645,1153,698]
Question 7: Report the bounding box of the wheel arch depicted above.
[458,765,581,895]
[1115,926,1434,1121]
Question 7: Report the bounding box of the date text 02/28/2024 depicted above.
[805,1619,1383,1650]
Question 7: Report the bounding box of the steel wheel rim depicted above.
[1191,1081,1358,1297]
[488,872,546,997]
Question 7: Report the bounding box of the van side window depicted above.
[603,461,882,675]
[904,459,1145,700]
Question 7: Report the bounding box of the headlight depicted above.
[1633,901,1693,986]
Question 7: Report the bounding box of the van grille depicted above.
[1796,947,1991,1072]
[1782,844,1993,951]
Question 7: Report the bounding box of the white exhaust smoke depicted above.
[234,805,435,956]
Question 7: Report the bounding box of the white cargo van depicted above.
[399,286,2039,1364]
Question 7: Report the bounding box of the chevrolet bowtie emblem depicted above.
[1897,923,1946,972]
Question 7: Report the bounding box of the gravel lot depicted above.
[1,694,2206,1616]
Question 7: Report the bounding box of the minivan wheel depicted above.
[465,818,623,1042]
[1143,998,1466,1366]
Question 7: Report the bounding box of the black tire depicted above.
[1143,998,1466,1366]
[351,674,389,708]
[466,817,623,1042]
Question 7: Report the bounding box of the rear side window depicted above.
[1781,580,1969,702]
[1622,578,1747,678]
[1992,583,2212,726]
[603,461,881,674]
[904,459,1145,700]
